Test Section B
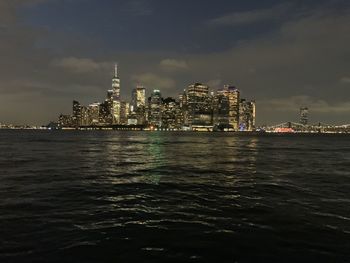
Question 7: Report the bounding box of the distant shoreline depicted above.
[0,128,349,135]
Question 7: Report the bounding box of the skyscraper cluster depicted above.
[59,65,256,131]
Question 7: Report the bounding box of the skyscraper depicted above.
[112,64,120,101]
[300,107,308,125]
[132,85,146,109]
[220,85,240,131]
[111,64,121,124]
[213,93,229,128]
[131,85,146,125]
[88,102,100,125]
[120,101,130,125]
[72,100,81,127]
[162,97,177,130]
[148,89,162,128]
[239,99,256,131]
[186,83,212,127]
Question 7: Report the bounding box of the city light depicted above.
[57,65,256,132]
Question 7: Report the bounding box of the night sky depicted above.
[0,0,349,125]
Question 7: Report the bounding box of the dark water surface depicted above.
[1,131,350,262]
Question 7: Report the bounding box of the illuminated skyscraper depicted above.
[148,89,162,128]
[132,85,146,109]
[112,64,120,101]
[120,101,130,125]
[162,97,177,129]
[186,83,212,127]
[99,100,111,125]
[220,85,240,131]
[72,100,81,127]
[131,85,146,125]
[239,99,256,131]
[88,103,100,125]
[300,107,308,125]
[213,93,229,128]
[111,64,121,124]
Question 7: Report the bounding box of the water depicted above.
[0,131,350,262]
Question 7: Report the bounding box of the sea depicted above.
[0,130,350,262]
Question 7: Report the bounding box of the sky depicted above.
[0,0,350,125]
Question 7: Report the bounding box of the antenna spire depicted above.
[114,63,118,78]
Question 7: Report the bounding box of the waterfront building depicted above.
[213,93,230,129]
[58,114,73,128]
[98,100,111,125]
[111,100,121,124]
[219,85,240,130]
[239,99,256,131]
[148,89,163,128]
[186,83,212,128]
[88,103,100,125]
[120,101,130,125]
[72,100,81,127]
[80,106,89,126]
[162,97,178,130]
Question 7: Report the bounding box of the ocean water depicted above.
[0,130,350,262]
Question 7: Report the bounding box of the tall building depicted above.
[148,89,162,128]
[213,93,229,128]
[186,83,212,127]
[112,101,121,124]
[131,85,146,125]
[111,64,120,101]
[58,114,73,128]
[120,101,130,125]
[300,107,308,125]
[239,99,256,131]
[162,97,177,130]
[88,103,100,125]
[111,64,121,124]
[132,85,146,109]
[99,100,111,125]
[219,85,240,130]
[72,100,81,127]
[80,106,89,126]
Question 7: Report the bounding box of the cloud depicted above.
[159,59,189,72]
[340,77,350,84]
[207,3,292,27]
[131,73,176,91]
[51,57,110,74]
[206,79,222,89]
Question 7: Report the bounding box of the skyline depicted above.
[1,0,350,125]
[56,64,256,132]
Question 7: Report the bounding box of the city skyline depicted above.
[0,0,350,125]
[58,64,256,132]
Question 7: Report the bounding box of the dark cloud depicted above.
[131,73,176,91]
[206,3,293,27]
[51,57,111,74]
[159,59,189,72]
